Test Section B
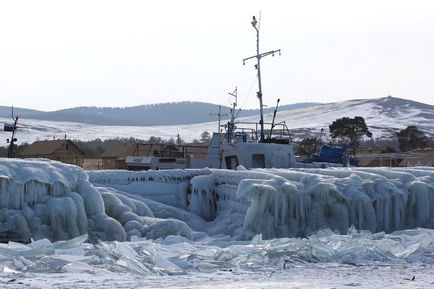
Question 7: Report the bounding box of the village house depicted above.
[19,139,85,167]
[99,142,136,169]
[351,146,403,167]
[100,142,210,170]
[348,146,434,167]
[399,148,434,167]
[100,142,185,169]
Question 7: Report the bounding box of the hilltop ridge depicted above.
[0,101,316,126]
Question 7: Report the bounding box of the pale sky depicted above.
[0,0,433,111]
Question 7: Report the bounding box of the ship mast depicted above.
[226,87,238,142]
[210,105,227,133]
[243,15,281,142]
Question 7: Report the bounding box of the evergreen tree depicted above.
[329,116,372,147]
[200,131,211,144]
[396,126,428,152]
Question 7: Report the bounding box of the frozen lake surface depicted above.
[1,230,434,288]
[1,158,434,288]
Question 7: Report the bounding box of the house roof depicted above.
[394,148,434,162]
[407,148,434,155]
[19,140,84,157]
[351,147,390,154]
[100,143,182,159]
[99,143,136,158]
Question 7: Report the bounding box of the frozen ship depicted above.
[126,16,297,170]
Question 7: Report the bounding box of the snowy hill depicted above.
[265,96,434,140]
[0,102,316,126]
[1,96,433,145]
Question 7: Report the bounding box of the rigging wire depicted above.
[237,72,258,118]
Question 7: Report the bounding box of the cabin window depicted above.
[225,155,239,170]
[65,144,69,151]
[252,154,265,168]
[159,158,176,163]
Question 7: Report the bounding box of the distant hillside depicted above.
[0,106,43,118]
[2,96,434,145]
[260,96,434,139]
[0,102,317,126]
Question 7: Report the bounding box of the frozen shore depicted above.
[1,158,434,288]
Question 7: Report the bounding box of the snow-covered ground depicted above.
[1,158,434,288]
[0,116,215,144]
[2,96,434,146]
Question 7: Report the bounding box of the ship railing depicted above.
[226,120,292,143]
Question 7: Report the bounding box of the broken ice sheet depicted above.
[62,261,95,273]
[53,234,88,250]
[115,255,152,275]
[154,254,184,275]
[0,240,54,259]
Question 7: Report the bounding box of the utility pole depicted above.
[64,134,67,163]
[5,107,19,158]
[243,15,281,142]
[210,105,228,133]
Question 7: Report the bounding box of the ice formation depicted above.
[90,165,434,240]
[2,158,434,245]
[0,159,194,243]
[0,159,128,243]
[1,228,434,279]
